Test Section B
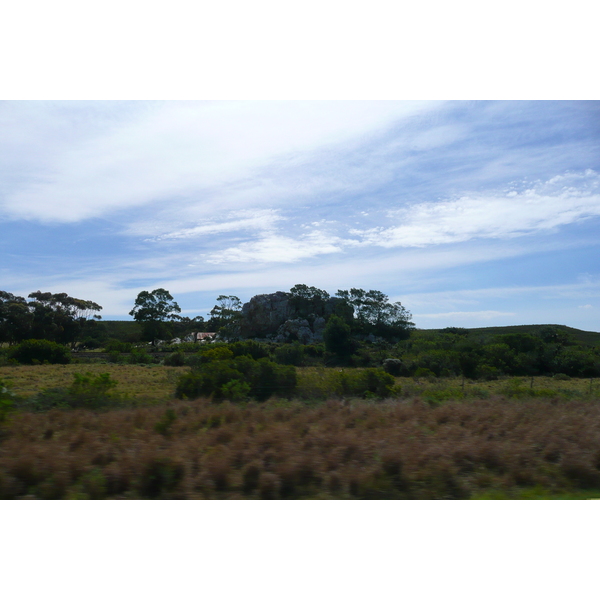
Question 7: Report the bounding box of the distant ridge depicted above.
[421,324,600,347]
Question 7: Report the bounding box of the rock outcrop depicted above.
[239,291,293,338]
[239,292,350,342]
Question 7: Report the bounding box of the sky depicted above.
[1,100,599,331]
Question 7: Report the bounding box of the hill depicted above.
[419,324,600,347]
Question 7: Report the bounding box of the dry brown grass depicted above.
[3,396,600,499]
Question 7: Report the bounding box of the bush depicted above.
[128,349,154,364]
[107,351,124,364]
[164,351,185,367]
[338,368,396,399]
[413,367,436,379]
[229,340,270,360]
[476,364,500,381]
[175,355,296,402]
[382,358,403,376]
[324,315,354,360]
[8,339,71,365]
[103,339,132,353]
[553,373,571,381]
[274,343,305,366]
[23,372,122,411]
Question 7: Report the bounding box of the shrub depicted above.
[103,339,132,353]
[8,339,71,365]
[338,368,396,399]
[24,372,122,411]
[229,340,270,360]
[382,358,403,376]
[274,343,305,366]
[128,349,153,364]
[413,367,436,379]
[324,315,354,360]
[154,408,177,436]
[175,355,296,402]
[476,364,501,381]
[107,350,124,363]
[164,351,185,367]
[138,457,184,498]
[198,346,234,363]
[553,373,571,381]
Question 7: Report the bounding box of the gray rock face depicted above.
[312,316,326,341]
[239,291,352,342]
[275,318,314,344]
[240,291,293,338]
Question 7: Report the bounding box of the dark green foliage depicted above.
[23,372,122,411]
[207,295,242,334]
[324,315,354,360]
[164,351,185,367]
[176,353,297,402]
[1,290,103,347]
[0,291,32,345]
[336,288,414,340]
[336,368,396,399]
[8,339,71,365]
[274,343,305,366]
[154,409,177,436]
[228,340,270,360]
[288,284,330,319]
[138,457,184,498]
[382,358,403,376]
[103,339,132,353]
[554,347,600,378]
[129,289,181,343]
[127,349,154,364]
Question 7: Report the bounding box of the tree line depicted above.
[2,285,598,379]
[0,290,102,347]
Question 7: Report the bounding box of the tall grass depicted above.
[3,396,600,499]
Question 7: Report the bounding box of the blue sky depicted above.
[1,100,599,330]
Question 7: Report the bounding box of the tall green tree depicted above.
[0,291,32,345]
[335,288,414,339]
[288,284,330,319]
[129,289,181,343]
[324,315,354,361]
[27,291,102,346]
[207,295,242,335]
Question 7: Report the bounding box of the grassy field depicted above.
[2,364,600,499]
[2,362,598,404]
[0,363,184,402]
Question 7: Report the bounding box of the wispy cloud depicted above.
[0,101,438,223]
[205,230,344,264]
[350,170,600,248]
[146,210,282,242]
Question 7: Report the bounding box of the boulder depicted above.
[240,292,293,338]
[275,318,314,344]
[239,291,353,341]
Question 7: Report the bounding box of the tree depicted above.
[324,315,354,361]
[335,288,414,340]
[0,291,32,345]
[129,289,181,343]
[288,284,330,319]
[207,295,242,335]
[27,291,102,346]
